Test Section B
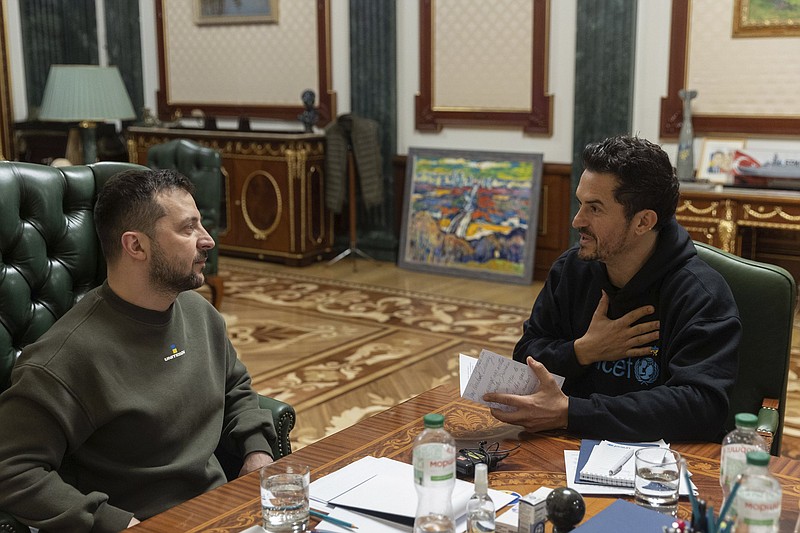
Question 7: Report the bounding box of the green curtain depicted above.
[20,0,142,121]
[347,0,398,260]
[21,0,98,117]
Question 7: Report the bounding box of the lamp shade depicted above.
[38,65,136,122]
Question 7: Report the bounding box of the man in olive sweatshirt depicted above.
[0,169,276,531]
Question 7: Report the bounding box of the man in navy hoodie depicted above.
[484,135,740,442]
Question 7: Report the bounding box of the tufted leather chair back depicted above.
[0,161,147,392]
[146,139,223,277]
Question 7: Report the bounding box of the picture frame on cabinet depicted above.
[398,148,543,285]
[698,138,747,183]
[194,0,278,25]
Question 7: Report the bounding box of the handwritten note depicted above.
[460,349,565,411]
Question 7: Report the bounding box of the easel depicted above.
[327,149,376,270]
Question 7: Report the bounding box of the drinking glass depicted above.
[634,448,681,516]
[260,461,310,532]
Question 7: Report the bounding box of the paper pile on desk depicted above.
[309,455,516,532]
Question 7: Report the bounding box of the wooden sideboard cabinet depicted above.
[127,127,333,265]
[678,184,800,282]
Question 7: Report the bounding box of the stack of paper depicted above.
[309,456,517,533]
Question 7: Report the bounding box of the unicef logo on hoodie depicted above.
[634,357,659,385]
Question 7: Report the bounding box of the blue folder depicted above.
[573,499,675,532]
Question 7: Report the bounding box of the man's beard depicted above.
[576,224,632,263]
[149,242,206,294]
[577,229,600,261]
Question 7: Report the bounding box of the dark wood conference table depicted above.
[131,386,800,532]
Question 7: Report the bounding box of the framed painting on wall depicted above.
[398,148,543,285]
[195,0,278,25]
[733,0,800,37]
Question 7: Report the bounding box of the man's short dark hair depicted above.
[582,135,679,231]
[94,168,195,263]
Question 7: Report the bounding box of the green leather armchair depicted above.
[146,139,225,309]
[695,241,797,455]
[0,161,294,532]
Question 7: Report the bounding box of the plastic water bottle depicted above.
[413,413,456,533]
[720,413,767,501]
[466,463,495,533]
[732,450,781,532]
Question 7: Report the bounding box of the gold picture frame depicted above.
[733,0,800,37]
[194,0,278,26]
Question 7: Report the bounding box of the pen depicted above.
[608,448,635,476]
[310,509,359,530]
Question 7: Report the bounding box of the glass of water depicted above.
[260,461,310,532]
[634,448,682,516]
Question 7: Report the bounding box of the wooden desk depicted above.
[678,185,800,280]
[131,386,800,532]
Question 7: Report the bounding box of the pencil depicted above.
[310,509,359,530]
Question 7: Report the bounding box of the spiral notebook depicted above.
[578,440,659,487]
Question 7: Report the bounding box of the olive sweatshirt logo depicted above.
[164,343,186,362]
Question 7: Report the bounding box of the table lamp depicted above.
[38,65,136,164]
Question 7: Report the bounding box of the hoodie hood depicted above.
[591,217,694,319]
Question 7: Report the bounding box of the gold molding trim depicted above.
[738,220,800,231]
[676,215,720,226]
[131,134,325,160]
[742,204,800,223]
[241,170,282,240]
[676,199,720,216]
[682,225,716,243]
[285,148,302,252]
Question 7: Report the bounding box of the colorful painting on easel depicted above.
[398,148,542,284]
